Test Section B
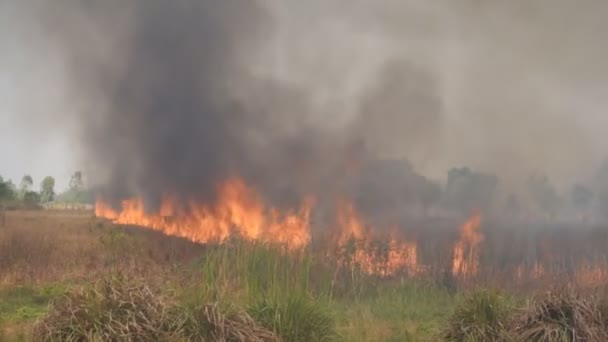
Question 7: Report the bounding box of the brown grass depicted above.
[510,288,608,342]
[0,210,204,287]
[32,276,280,342]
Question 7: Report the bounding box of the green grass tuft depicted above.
[250,292,337,342]
[443,289,513,342]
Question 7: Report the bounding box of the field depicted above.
[2,210,608,341]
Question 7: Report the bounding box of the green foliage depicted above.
[57,171,94,204]
[334,281,454,341]
[69,171,84,191]
[19,175,33,197]
[250,293,337,342]
[40,176,55,203]
[0,178,17,202]
[0,285,67,323]
[56,188,94,204]
[443,290,514,342]
[22,191,41,207]
[191,241,330,304]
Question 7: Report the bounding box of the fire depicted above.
[95,178,313,250]
[336,200,419,277]
[452,213,483,277]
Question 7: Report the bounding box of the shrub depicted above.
[32,276,193,341]
[443,289,513,341]
[249,293,337,342]
[510,288,608,342]
[33,276,280,341]
[194,303,280,342]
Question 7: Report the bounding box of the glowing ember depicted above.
[452,213,483,277]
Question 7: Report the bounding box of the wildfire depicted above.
[452,213,483,277]
[336,199,419,277]
[95,178,313,250]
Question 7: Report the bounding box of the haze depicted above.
[2,0,608,196]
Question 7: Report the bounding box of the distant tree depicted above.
[527,174,561,219]
[417,180,442,216]
[40,176,56,203]
[356,159,442,219]
[57,171,94,205]
[19,174,33,197]
[593,160,608,220]
[23,191,41,207]
[0,177,17,202]
[444,167,498,214]
[69,171,84,191]
[505,193,522,218]
[571,184,593,221]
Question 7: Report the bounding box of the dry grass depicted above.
[197,303,281,342]
[0,210,204,287]
[32,276,190,341]
[33,276,280,342]
[510,288,608,342]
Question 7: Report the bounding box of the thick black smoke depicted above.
[34,0,439,216]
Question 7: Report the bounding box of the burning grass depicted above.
[6,210,608,341]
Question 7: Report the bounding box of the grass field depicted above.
[2,210,608,341]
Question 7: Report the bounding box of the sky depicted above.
[0,3,75,191]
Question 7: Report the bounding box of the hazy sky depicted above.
[0,3,75,190]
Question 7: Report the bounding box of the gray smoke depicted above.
[4,0,608,222]
[21,0,380,212]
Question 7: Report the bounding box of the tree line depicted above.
[0,171,92,209]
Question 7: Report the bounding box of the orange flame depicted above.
[95,178,313,250]
[452,213,483,277]
[336,199,419,277]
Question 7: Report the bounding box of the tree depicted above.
[19,174,33,196]
[0,176,17,202]
[527,174,561,220]
[571,183,593,221]
[40,176,56,203]
[505,193,522,218]
[444,167,498,214]
[69,171,84,191]
[417,179,442,216]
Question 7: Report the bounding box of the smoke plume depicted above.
[4,0,608,221]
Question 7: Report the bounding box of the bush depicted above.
[193,303,280,342]
[33,276,280,341]
[249,293,337,342]
[510,289,608,342]
[443,290,513,342]
[32,276,192,341]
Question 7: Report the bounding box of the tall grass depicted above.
[250,293,337,342]
[443,290,514,342]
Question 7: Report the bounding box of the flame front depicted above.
[99,185,608,287]
[95,178,312,250]
[452,213,483,277]
[336,200,419,277]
